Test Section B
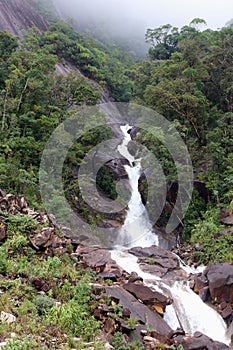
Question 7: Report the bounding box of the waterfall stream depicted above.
[111,124,231,346]
[116,125,159,248]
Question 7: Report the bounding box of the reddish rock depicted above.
[75,246,115,272]
[30,277,50,292]
[174,332,229,349]
[204,263,233,304]
[139,263,168,278]
[128,272,143,283]
[194,274,208,293]
[123,282,171,312]
[105,285,172,337]
[104,319,116,334]
[129,245,179,270]
[221,304,232,319]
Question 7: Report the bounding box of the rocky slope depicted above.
[0,0,49,36]
[0,191,232,349]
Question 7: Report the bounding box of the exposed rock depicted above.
[99,272,118,282]
[221,304,232,320]
[0,193,28,214]
[204,263,233,304]
[128,271,143,283]
[0,0,49,37]
[0,219,7,242]
[123,282,172,313]
[129,245,179,270]
[105,158,129,178]
[75,246,118,274]
[0,311,16,324]
[221,215,233,225]
[139,263,169,278]
[105,285,172,337]
[173,332,230,349]
[193,274,208,293]
[32,227,54,248]
[199,286,210,302]
[30,277,51,293]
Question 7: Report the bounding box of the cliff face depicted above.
[0,0,49,36]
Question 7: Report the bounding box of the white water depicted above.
[112,124,230,346]
[116,125,159,248]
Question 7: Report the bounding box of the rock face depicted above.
[0,0,49,36]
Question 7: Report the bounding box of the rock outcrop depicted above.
[0,0,49,36]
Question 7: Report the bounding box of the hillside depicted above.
[0,2,233,349]
[0,0,49,36]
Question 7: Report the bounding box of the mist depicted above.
[53,0,233,56]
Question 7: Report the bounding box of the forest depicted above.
[0,1,233,348]
[0,15,232,262]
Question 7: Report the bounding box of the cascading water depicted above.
[116,125,159,248]
[112,124,231,346]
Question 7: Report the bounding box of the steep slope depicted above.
[0,0,49,36]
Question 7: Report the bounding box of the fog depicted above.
[54,0,233,55]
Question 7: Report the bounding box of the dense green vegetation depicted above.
[133,20,233,257]
[0,12,232,263]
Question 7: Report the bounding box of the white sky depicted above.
[55,0,233,33]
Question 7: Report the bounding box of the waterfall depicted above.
[112,124,231,346]
[116,125,159,248]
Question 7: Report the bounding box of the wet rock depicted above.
[173,332,230,349]
[204,263,233,304]
[129,245,179,270]
[105,285,172,337]
[128,271,143,283]
[105,158,129,178]
[199,286,210,302]
[102,220,122,228]
[123,282,171,313]
[139,263,168,278]
[194,274,208,293]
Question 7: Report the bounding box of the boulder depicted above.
[199,286,210,302]
[129,245,179,270]
[193,274,208,293]
[105,285,172,337]
[204,263,233,304]
[123,282,172,313]
[173,332,230,350]
[75,246,116,272]
[0,311,16,324]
